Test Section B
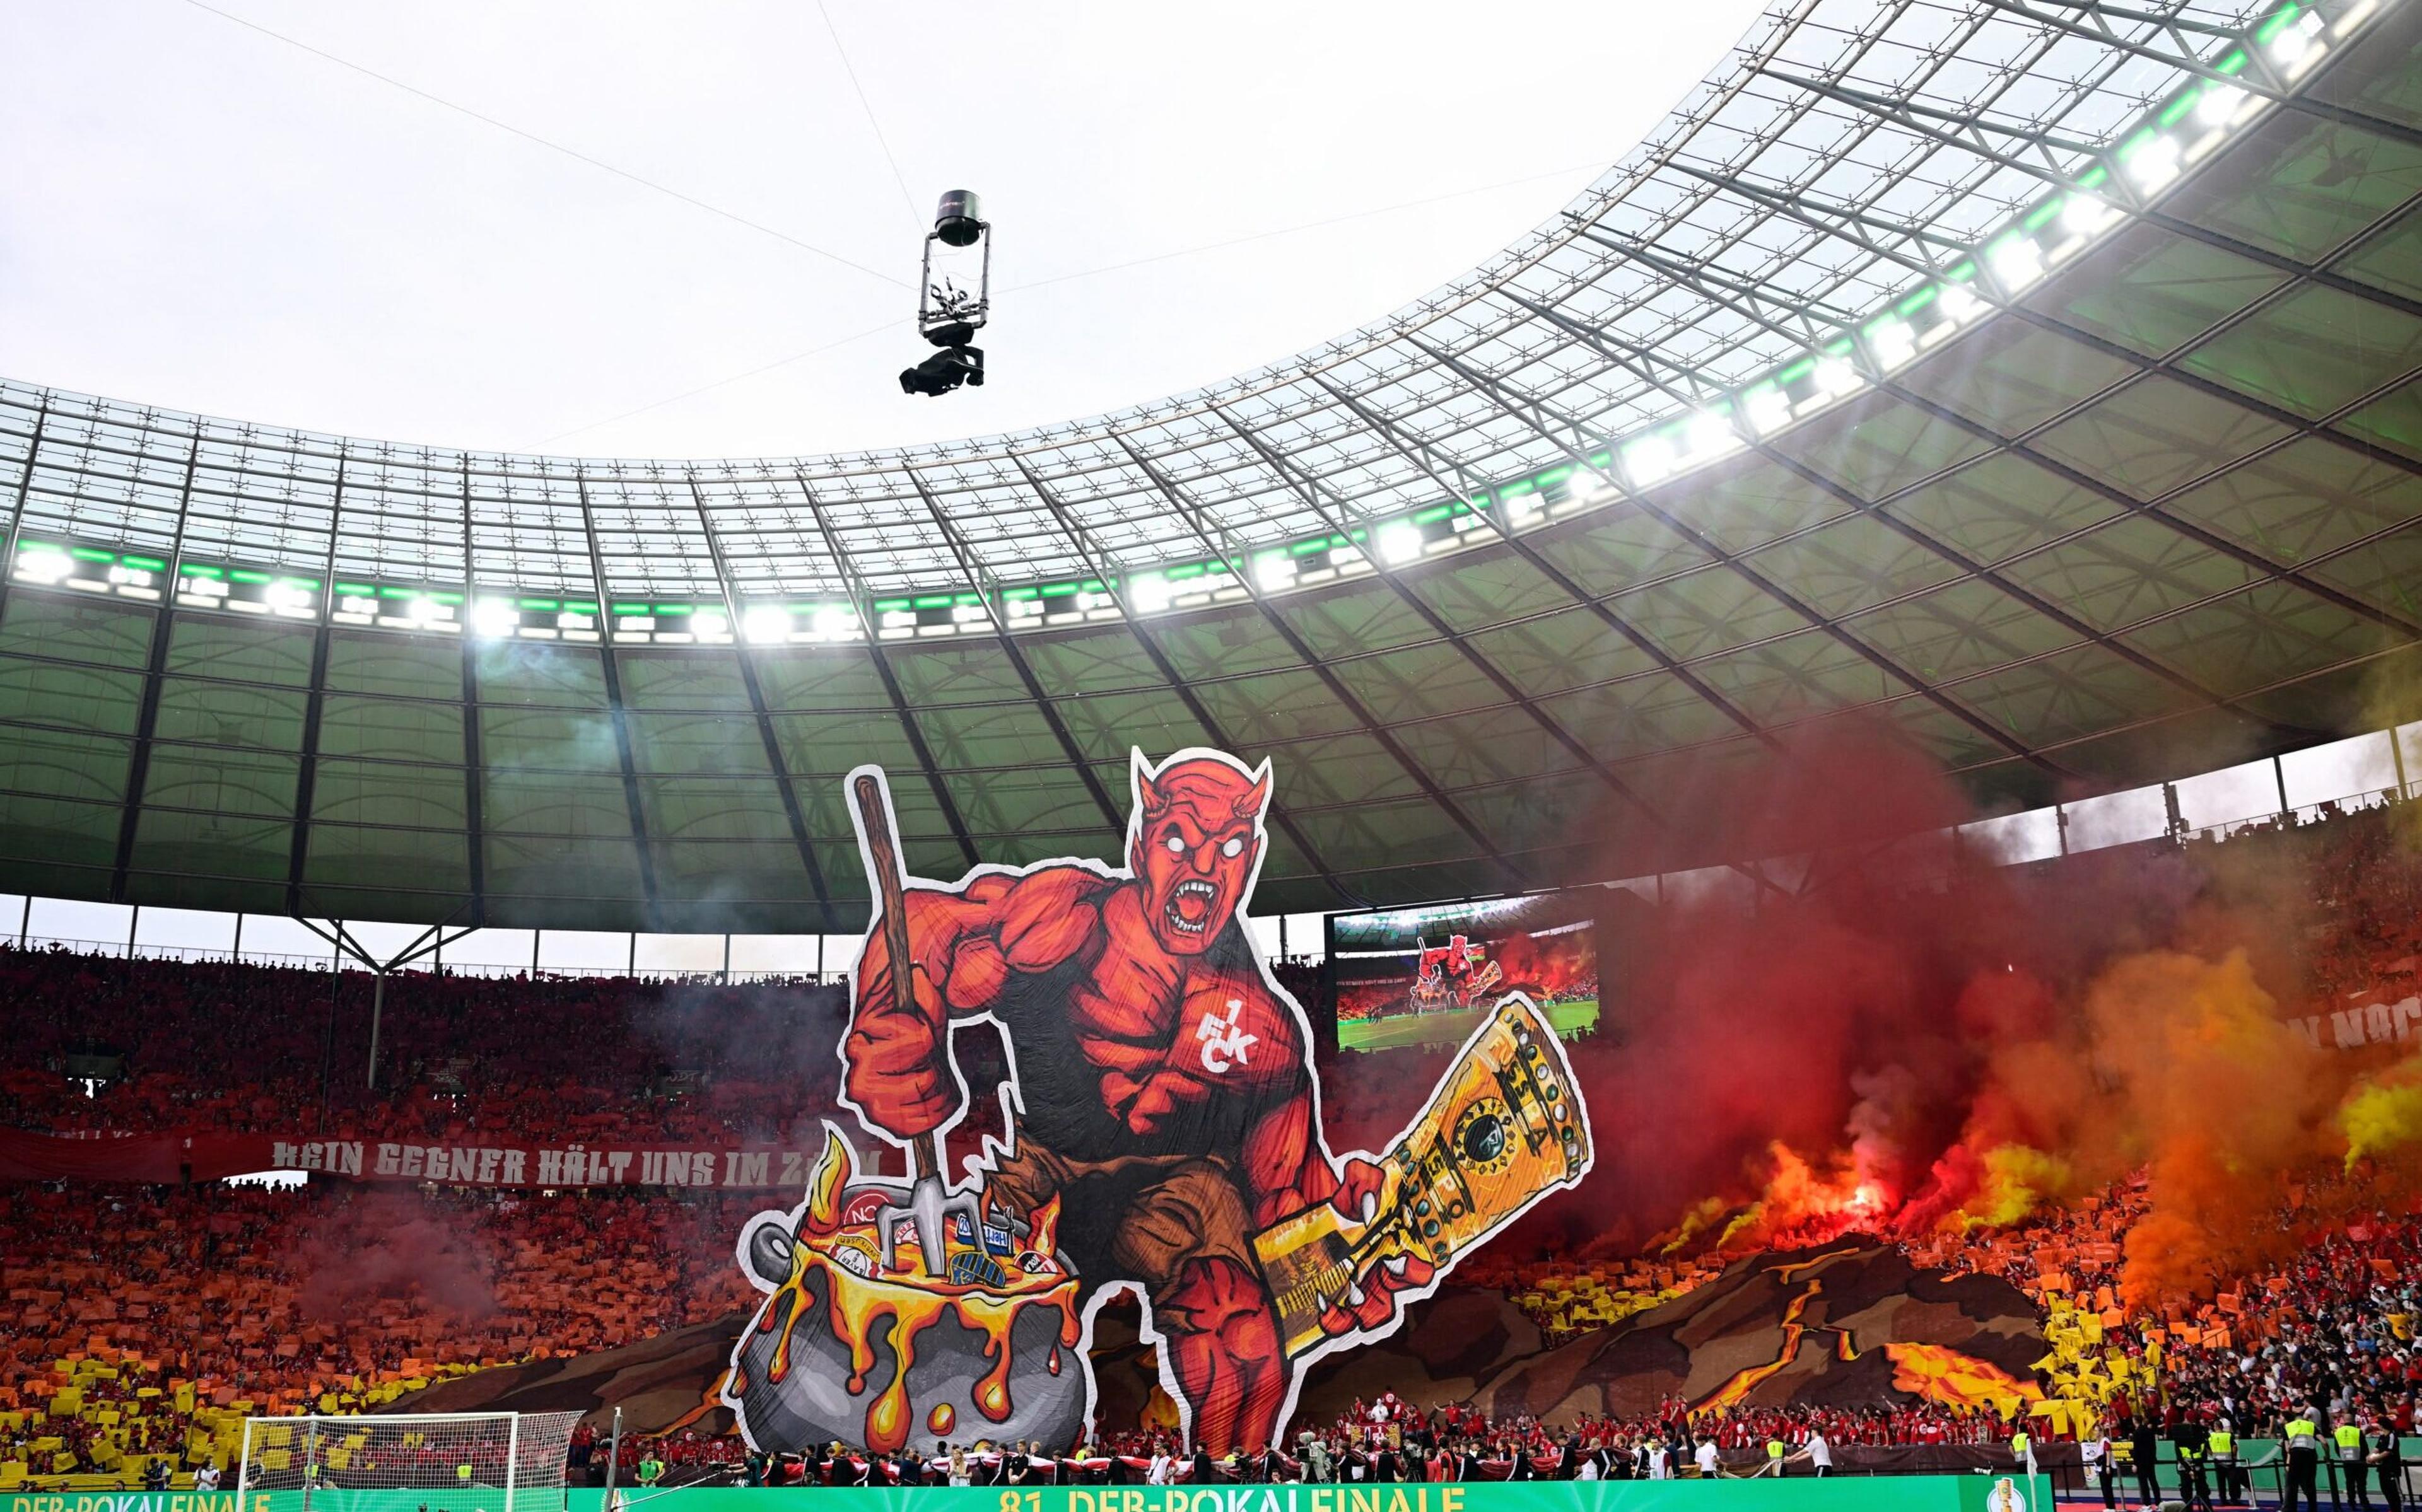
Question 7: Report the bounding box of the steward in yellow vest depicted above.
[2207,1424,2243,1504]
[2281,1412,2321,1512]
[2336,1422,2371,1506]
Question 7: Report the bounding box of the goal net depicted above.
[238,1412,583,1512]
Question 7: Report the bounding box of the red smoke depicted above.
[1471,719,2419,1305]
[296,1187,500,1325]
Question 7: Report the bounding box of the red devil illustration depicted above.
[839,748,1432,1453]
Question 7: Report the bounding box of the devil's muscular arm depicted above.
[842,866,1106,1139]
[1217,978,1345,1230]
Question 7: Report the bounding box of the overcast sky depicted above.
[1,1,1768,460]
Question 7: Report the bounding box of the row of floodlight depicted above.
[8,540,1133,646]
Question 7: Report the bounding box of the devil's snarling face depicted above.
[1128,752,1272,956]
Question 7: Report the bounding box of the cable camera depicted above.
[900,190,992,398]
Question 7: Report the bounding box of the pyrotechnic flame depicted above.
[804,1127,854,1234]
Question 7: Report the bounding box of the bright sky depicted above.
[0,0,1768,461]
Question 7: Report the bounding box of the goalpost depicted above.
[238,1411,583,1512]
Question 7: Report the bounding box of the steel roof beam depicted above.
[1210,407,1682,814]
[1497,284,2327,744]
[792,471,981,875]
[1402,332,2067,776]
[1668,141,2422,511]
[107,431,200,904]
[1570,215,2422,646]
[681,474,837,931]
[575,477,664,931]
[1003,450,1361,906]
[0,402,50,639]
[284,453,346,918]
[1215,401,1798,898]
[1977,0,2422,150]
[1106,433,1531,896]
[898,466,1129,839]
[1764,55,2422,308]
[1303,373,1785,753]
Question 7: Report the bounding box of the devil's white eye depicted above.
[1164,833,1185,854]
[1221,837,1244,858]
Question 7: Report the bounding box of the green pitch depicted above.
[1339,998,1598,1051]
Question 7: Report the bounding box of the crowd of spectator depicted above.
[0,957,851,1144]
[0,792,2417,1491]
[0,1178,763,1486]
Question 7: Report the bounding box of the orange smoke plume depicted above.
[1504,717,2422,1309]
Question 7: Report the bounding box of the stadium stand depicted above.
[0,794,2413,1489]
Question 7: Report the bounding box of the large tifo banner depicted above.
[723,752,1595,1462]
[0,1128,809,1189]
[2289,977,2421,1052]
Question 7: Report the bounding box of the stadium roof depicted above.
[1,0,2419,931]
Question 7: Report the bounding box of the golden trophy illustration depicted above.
[1254,993,1593,1356]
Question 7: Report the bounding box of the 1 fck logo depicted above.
[1196,999,1258,1074]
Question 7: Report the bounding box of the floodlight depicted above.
[1255,554,1297,591]
[2270,9,2321,66]
[1988,237,2044,292]
[692,608,730,638]
[404,596,442,627]
[2061,194,2114,236]
[1128,573,1173,613]
[1814,356,1863,396]
[266,583,312,614]
[1866,319,1917,368]
[1686,410,1735,455]
[811,607,855,639]
[1377,522,1425,565]
[744,605,793,642]
[472,600,518,637]
[1938,284,1985,322]
[1625,435,1676,486]
[2197,83,2245,126]
[15,551,69,584]
[1743,385,1792,436]
[2126,135,2182,192]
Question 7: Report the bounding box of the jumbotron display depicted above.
[1330,893,1602,1052]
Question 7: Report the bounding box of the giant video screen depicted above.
[1328,890,1600,1052]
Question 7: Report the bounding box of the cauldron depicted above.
[723,1183,1088,1455]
